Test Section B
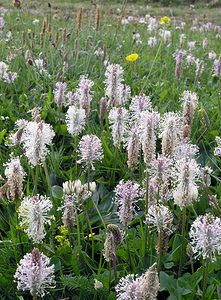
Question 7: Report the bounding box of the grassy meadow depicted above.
[0,1,221,299]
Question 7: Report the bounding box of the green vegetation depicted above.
[0,1,221,299]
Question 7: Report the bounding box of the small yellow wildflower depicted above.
[160,16,171,25]
[55,235,63,243]
[125,53,139,62]
[55,235,70,247]
[84,233,95,240]
[58,225,68,236]
[55,225,70,247]
[27,29,32,34]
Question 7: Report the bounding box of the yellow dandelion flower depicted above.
[125,53,139,62]
[160,16,171,25]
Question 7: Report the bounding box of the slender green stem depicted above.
[145,171,149,215]
[75,209,81,247]
[190,256,194,275]
[150,233,156,266]
[33,165,39,195]
[178,208,186,276]
[191,205,198,218]
[157,230,162,272]
[16,211,24,257]
[44,162,52,197]
[141,40,163,91]
[144,170,149,265]
[74,135,78,178]
[92,200,106,229]
[87,166,106,232]
[33,292,37,300]
[87,166,91,189]
[139,218,145,256]
[97,249,103,276]
[125,227,132,272]
[108,261,112,292]
[85,210,95,260]
[92,291,97,300]
[202,257,209,300]
[112,254,117,284]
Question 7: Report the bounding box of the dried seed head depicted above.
[95,8,100,31]
[104,224,122,262]
[103,233,115,262]
[99,97,107,124]
[62,195,76,228]
[107,224,122,247]
[55,31,59,47]
[76,8,82,34]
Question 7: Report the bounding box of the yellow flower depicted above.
[58,225,68,236]
[27,28,32,34]
[55,235,64,243]
[84,233,95,240]
[160,16,171,25]
[55,235,70,247]
[125,53,139,62]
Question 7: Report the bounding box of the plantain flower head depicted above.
[14,248,55,297]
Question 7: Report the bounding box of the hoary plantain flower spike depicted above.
[54,81,67,107]
[14,248,55,297]
[173,157,200,210]
[65,105,86,136]
[146,204,174,254]
[0,156,25,201]
[137,263,160,300]
[127,127,141,169]
[104,64,124,107]
[114,180,143,226]
[181,90,198,139]
[139,111,160,164]
[115,263,160,300]
[76,74,94,118]
[189,213,221,261]
[160,112,182,157]
[77,135,103,170]
[108,107,129,147]
[18,195,54,243]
